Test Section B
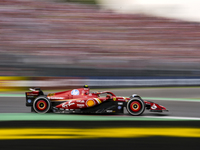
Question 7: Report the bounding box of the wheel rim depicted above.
[36,100,47,111]
[130,101,141,112]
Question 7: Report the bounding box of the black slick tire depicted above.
[126,97,145,116]
[33,96,51,113]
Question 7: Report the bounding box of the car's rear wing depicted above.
[25,88,44,106]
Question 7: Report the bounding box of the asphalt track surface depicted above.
[0,87,200,118]
[1,88,200,150]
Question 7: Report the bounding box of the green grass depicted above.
[0,113,196,121]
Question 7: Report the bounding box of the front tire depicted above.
[126,98,145,116]
[33,96,51,113]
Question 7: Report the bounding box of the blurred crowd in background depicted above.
[0,0,200,77]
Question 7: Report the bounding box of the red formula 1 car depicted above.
[25,85,168,116]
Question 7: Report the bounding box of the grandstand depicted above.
[0,0,200,77]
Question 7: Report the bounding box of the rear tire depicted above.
[126,98,145,116]
[33,96,51,113]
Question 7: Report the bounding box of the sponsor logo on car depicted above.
[118,106,122,109]
[86,99,95,107]
[106,110,113,113]
[62,100,75,108]
[27,99,32,103]
[118,102,123,105]
[27,95,35,98]
[118,99,125,100]
[71,89,79,95]
[151,104,157,110]
[77,104,85,108]
[48,93,55,96]
[48,97,64,100]
[76,100,85,103]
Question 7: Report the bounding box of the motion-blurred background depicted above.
[1,0,200,90]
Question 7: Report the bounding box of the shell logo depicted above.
[86,99,95,107]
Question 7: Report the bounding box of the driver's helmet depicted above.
[83,85,89,95]
[84,85,88,88]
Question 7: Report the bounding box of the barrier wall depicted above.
[1,76,200,91]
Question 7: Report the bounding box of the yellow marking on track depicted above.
[1,127,200,140]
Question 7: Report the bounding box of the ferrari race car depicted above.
[25,85,168,116]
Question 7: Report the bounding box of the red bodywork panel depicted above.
[46,87,167,111]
